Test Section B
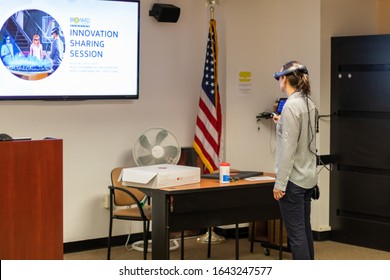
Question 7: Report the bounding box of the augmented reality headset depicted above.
[273,64,308,80]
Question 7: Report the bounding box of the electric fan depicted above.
[133,127,181,166]
[130,127,181,252]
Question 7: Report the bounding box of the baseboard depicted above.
[312,230,330,241]
[214,226,249,239]
[218,227,330,242]
[64,233,143,254]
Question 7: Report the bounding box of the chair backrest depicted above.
[111,167,146,206]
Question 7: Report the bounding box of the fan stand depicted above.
[131,239,180,253]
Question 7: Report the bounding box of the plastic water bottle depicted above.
[219,162,230,183]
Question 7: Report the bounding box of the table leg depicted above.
[151,191,170,260]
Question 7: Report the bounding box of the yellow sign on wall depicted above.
[238,71,252,94]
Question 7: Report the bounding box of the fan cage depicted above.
[133,127,181,166]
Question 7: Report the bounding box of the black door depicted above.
[330,34,390,251]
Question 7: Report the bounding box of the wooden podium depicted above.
[0,139,63,259]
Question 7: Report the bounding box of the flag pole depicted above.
[196,0,225,246]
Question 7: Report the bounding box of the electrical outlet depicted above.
[103,194,110,209]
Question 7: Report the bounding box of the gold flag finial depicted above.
[207,0,218,20]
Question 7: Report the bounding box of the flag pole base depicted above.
[196,228,225,244]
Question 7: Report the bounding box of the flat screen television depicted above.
[0,0,140,100]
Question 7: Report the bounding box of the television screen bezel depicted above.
[0,0,140,101]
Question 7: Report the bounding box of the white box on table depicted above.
[120,164,201,189]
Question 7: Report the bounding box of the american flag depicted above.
[193,19,222,173]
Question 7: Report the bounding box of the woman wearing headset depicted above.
[272,60,318,260]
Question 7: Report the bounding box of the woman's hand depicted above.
[273,188,285,201]
[272,114,280,124]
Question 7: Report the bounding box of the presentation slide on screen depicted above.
[0,0,139,98]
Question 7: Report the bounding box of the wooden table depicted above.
[125,174,282,260]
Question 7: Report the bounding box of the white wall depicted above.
[224,0,323,230]
[223,0,378,233]
[224,0,321,171]
[0,0,214,242]
[0,0,380,243]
